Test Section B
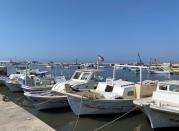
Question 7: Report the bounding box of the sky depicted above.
[0,0,179,63]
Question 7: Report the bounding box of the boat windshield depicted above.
[80,72,91,80]
[159,85,168,90]
[155,67,164,71]
[72,72,82,79]
[93,72,104,82]
[169,85,179,92]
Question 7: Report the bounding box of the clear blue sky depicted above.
[0,0,179,62]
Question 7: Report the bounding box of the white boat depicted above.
[30,69,48,76]
[6,73,55,93]
[16,66,48,77]
[5,74,28,92]
[54,75,66,83]
[65,65,158,116]
[22,85,52,93]
[129,67,140,73]
[24,91,68,110]
[6,80,22,92]
[134,80,179,129]
[23,75,66,92]
[0,66,7,76]
[24,69,103,110]
[148,67,170,74]
[21,75,57,93]
[0,76,7,86]
[66,80,136,115]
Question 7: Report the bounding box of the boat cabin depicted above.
[52,69,104,92]
[151,67,164,71]
[0,66,7,76]
[94,79,136,99]
[152,80,179,105]
[71,69,103,82]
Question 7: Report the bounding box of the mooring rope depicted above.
[93,107,137,131]
[15,95,25,103]
[73,96,83,131]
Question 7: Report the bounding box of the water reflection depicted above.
[60,112,152,131]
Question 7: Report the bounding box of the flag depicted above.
[98,55,104,62]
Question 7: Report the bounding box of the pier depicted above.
[0,94,55,131]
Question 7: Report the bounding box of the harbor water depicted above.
[1,64,179,131]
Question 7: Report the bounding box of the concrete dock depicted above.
[0,95,55,131]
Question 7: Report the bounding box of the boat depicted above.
[66,79,136,115]
[24,90,68,110]
[24,69,103,110]
[30,69,48,77]
[171,64,179,74]
[16,66,31,74]
[147,66,171,74]
[65,65,158,116]
[22,75,66,93]
[5,74,29,92]
[0,76,7,86]
[129,67,140,73]
[54,75,66,83]
[21,76,55,93]
[0,66,7,76]
[16,66,48,77]
[134,80,179,129]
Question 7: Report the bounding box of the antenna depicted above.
[138,53,144,65]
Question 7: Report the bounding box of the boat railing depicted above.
[114,64,148,84]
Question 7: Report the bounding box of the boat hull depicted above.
[6,82,22,92]
[22,85,51,93]
[0,79,6,86]
[142,105,179,128]
[148,70,170,74]
[25,92,69,110]
[67,95,134,115]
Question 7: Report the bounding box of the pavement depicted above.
[0,94,55,131]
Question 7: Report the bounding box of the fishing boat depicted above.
[0,66,7,85]
[0,66,7,76]
[66,79,136,115]
[22,75,66,92]
[5,74,29,92]
[24,90,68,110]
[65,65,158,116]
[134,80,179,129]
[22,76,53,92]
[24,69,103,110]
[0,76,8,86]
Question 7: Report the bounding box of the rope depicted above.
[93,107,137,131]
[15,95,25,103]
[73,96,83,131]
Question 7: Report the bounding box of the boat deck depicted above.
[133,97,152,106]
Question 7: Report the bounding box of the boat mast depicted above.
[113,65,116,81]
[25,63,28,86]
[140,66,142,85]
